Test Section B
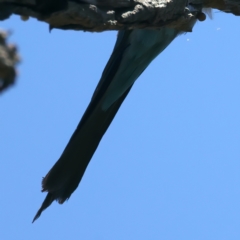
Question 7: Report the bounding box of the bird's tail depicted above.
[32,80,133,222]
[33,29,179,222]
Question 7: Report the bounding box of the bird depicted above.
[33,3,202,222]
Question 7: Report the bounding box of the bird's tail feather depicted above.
[32,82,133,222]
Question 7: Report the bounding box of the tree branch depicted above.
[0,0,239,92]
[0,0,239,33]
[0,29,20,93]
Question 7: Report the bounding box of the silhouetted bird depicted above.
[33,2,202,222]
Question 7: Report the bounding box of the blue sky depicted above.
[1,10,240,240]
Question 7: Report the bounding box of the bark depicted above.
[0,0,239,33]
